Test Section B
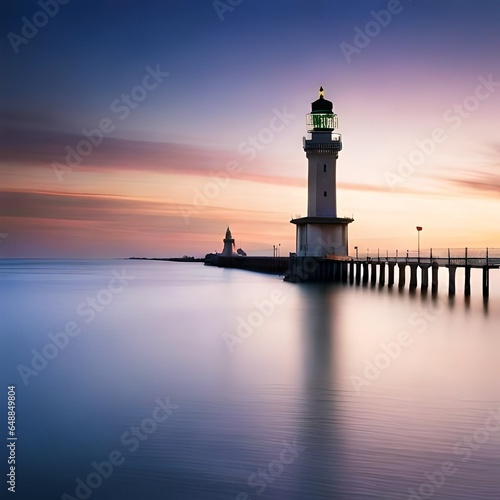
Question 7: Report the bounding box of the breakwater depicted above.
[205,255,289,275]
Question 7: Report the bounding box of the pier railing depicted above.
[359,248,500,268]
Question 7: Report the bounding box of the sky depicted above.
[1,0,500,258]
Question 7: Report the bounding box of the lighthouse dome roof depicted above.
[311,87,333,114]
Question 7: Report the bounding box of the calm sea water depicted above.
[1,259,500,500]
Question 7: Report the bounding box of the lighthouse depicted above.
[221,227,235,257]
[290,87,353,257]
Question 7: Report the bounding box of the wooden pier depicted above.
[285,248,500,298]
[203,248,499,299]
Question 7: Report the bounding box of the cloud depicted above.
[438,145,500,197]
[0,125,305,184]
[0,189,296,257]
[0,190,171,222]
[338,182,416,194]
[0,125,415,194]
[449,174,500,196]
[0,126,223,169]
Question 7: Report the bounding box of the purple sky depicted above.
[1,0,500,257]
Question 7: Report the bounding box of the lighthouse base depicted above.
[284,255,350,283]
[290,216,353,258]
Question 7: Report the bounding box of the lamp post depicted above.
[354,246,358,260]
[416,226,423,263]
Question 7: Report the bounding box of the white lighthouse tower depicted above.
[291,87,353,257]
[221,227,235,257]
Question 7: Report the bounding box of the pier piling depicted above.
[464,266,471,296]
[362,262,369,284]
[420,264,430,291]
[371,262,377,286]
[387,262,395,286]
[483,267,489,298]
[431,262,439,294]
[448,266,457,296]
[341,262,348,284]
[409,263,418,290]
[355,262,361,285]
[379,262,385,287]
[398,263,406,288]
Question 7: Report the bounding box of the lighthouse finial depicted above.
[319,86,324,98]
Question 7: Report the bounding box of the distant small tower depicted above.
[291,87,353,257]
[221,227,235,256]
